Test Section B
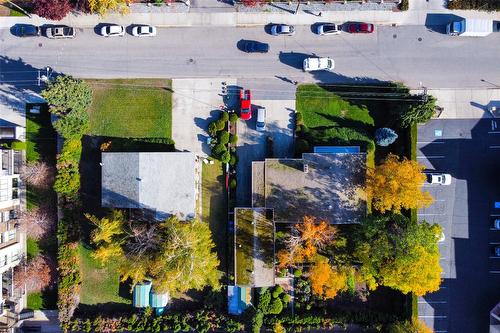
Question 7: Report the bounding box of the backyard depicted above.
[202,161,228,274]
[25,107,58,310]
[78,244,131,307]
[87,79,172,138]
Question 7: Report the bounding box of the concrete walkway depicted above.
[425,88,500,119]
[1,2,500,28]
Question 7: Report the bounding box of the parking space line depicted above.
[488,131,500,134]
[417,141,444,144]
[489,242,500,245]
[489,146,500,149]
[490,214,500,217]
[490,271,500,274]
[417,155,445,159]
[419,315,448,319]
[489,256,500,259]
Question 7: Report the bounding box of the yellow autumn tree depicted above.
[366,153,433,213]
[88,0,129,16]
[309,260,347,299]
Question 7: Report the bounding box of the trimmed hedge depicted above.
[448,0,500,10]
[65,310,244,333]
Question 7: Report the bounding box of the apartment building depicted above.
[0,148,24,326]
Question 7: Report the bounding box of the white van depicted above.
[256,107,266,131]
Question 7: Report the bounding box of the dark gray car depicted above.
[14,24,40,37]
[238,40,269,53]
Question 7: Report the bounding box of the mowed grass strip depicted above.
[202,161,228,273]
[296,84,374,128]
[79,243,131,305]
[87,79,172,138]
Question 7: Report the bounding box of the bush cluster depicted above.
[207,110,238,163]
[65,310,244,333]
[54,139,82,200]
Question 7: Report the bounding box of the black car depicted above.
[14,24,40,37]
[239,40,269,53]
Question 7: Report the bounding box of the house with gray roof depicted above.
[101,152,200,220]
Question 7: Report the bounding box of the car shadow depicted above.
[425,13,463,34]
[126,24,142,36]
[279,51,315,70]
[264,23,274,35]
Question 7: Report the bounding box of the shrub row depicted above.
[64,310,244,333]
[57,216,81,325]
[207,111,238,163]
[264,309,397,330]
[54,139,82,200]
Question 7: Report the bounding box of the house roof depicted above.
[234,208,274,288]
[259,152,367,224]
[101,152,197,220]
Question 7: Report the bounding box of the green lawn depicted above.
[202,161,228,273]
[296,84,374,129]
[27,292,43,309]
[26,108,56,162]
[87,79,172,138]
[296,84,375,154]
[79,243,131,305]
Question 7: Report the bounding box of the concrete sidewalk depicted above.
[420,88,500,119]
[1,4,500,29]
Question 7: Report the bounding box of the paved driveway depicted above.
[172,78,236,156]
[417,119,500,333]
[236,99,295,206]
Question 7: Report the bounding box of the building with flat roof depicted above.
[252,152,367,224]
[101,152,200,220]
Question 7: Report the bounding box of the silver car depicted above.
[45,25,75,39]
[101,24,125,37]
[271,24,295,36]
[316,23,341,35]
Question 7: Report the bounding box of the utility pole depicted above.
[37,66,51,86]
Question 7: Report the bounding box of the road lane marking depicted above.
[417,155,445,159]
[489,256,500,259]
[489,242,500,244]
[490,271,500,274]
[418,301,447,304]
[489,146,500,149]
[419,315,447,318]
[488,131,500,134]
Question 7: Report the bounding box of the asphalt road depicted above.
[1,25,500,96]
[417,119,500,333]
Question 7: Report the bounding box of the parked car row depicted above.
[271,22,374,37]
[13,23,157,38]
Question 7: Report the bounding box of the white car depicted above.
[101,24,124,37]
[132,25,157,37]
[316,23,341,35]
[429,173,452,185]
[256,107,266,131]
[303,57,335,72]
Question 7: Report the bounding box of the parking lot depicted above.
[416,119,500,333]
[235,99,294,206]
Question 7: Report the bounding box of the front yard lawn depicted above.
[87,79,172,138]
[202,161,228,274]
[79,243,131,306]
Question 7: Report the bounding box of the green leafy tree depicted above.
[42,75,92,116]
[89,213,221,296]
[399,96,437,128]
[354,214,442,296]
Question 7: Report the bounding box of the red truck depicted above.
[239,89,252,120]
